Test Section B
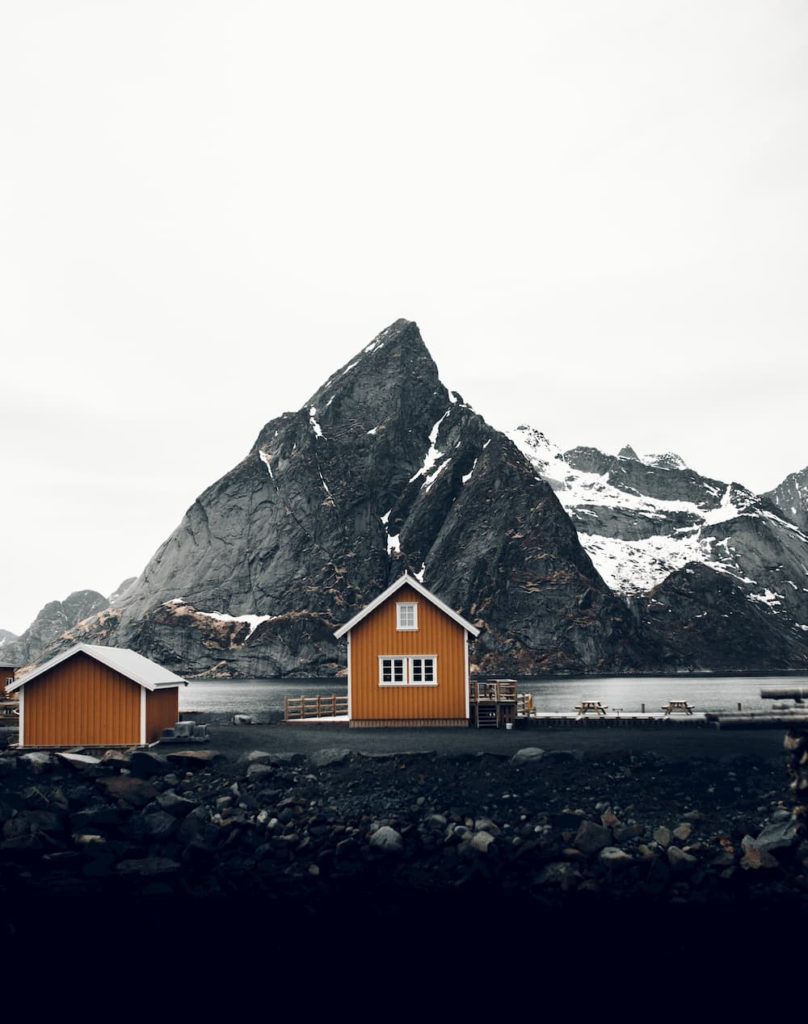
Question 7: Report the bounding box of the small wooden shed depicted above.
[334,572,479,728]
[7,643,187,748]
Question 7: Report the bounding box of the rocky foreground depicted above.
[2,732,808,980]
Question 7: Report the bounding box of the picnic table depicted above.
[661,700,694,716]
[575,700,608,717]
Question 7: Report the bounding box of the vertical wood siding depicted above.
[22,652,141,747]
[146,688,180,742]
[350,584,467,721]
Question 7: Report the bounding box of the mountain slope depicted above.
[510,426,808,669]
[61,319,643,677]
[766,466,808,535]
[5,590,110,667]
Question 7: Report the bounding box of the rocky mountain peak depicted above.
[618,444,640,461]
[765,465,808,535]
[644,452,686,471]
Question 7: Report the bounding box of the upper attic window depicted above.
[396,602,418,631]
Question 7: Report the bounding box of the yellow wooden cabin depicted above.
[334,572,480,728]
[8,643,187,748]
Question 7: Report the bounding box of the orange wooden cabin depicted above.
[334,572,480,728]
[8,643,187,748]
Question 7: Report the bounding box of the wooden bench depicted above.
[575,700,607,717]
[661,700,694,716]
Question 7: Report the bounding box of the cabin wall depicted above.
[350,584,467,722]
[21,652,141,747]
[146,687,179,742]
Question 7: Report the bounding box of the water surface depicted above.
[180,674,808,721]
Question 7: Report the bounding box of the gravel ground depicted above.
[189,720,789,762]
[3,722,806,996]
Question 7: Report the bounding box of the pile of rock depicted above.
[1,743,807,913]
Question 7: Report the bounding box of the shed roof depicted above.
[7,643,188,693]
[334,572,480,640]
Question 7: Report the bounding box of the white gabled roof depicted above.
[334,572,480,640]
[7,643,188,693]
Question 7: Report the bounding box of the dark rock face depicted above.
[0,630,17,656]
[49,319,644,677]
[108,577,137,606]
[634,563,808,671]
[765,465,808,535]
[6,590,109,667]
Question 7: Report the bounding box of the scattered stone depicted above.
[600,809,621,829]
[613,823,644,843]
[247,764,275,782]
[309,748,352,768]
[573,820,612,855]
[598,846,633,867]
[754,817,799,856]
[667,846,698,872]
[653,826,672,848]
[55,752,101,769]
[267,752,306,766]
[467,830,496,853]
[101,750,131,769]
[233,714,256,725]
[245,751,273,765]
[511,748,544,764]
[19,752,52,772]
[369,825,403,854]
[96,777,157,808]
[673,822,693,842]
[130,751,170,778]
[156,790,197,818]
[740,836,781,871]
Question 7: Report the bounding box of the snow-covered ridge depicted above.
[507,425,808,616]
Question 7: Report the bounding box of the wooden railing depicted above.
[284,694,349,721]
[470,680,518,704]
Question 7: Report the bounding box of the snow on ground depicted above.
[580,532,710,594]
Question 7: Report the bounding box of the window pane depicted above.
[411,658,422,682]
[394,658,404,682]
[382,659,392,682]
[424,658,434,682]
[397,603,417,629]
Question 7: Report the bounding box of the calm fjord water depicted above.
[180,675,808,721]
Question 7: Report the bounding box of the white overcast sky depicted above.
[2,1,807,635]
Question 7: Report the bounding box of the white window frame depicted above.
[396,602,418,631]
[379,655,438,686]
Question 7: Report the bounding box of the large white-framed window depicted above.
[379,655,437,686]
[396,602,418,631]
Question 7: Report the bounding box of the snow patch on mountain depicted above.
[163,601,274,640]
[508,425,808,620]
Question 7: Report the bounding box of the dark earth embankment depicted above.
[3,724,807,993]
